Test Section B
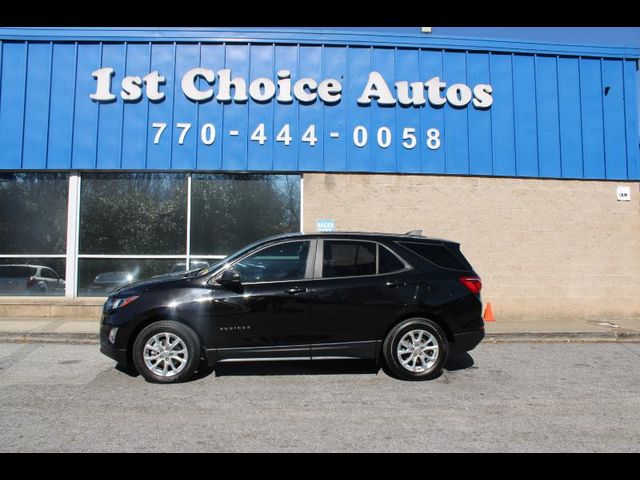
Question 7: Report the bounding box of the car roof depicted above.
[259,231,459,245]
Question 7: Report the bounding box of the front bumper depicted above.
[100,324,129,366]
[452,327,485,353]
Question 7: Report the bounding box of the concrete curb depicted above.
[0,332,99,345]
[484,331,640,343]
[1,331,640,345]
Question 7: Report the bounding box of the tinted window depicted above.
[322,241,376,278]
[234,241,309,283]
[379,246,406,274]
[400,242,467,270]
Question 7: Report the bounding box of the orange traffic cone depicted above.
[483,303,495,322]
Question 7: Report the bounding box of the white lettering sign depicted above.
[90,68,493,109]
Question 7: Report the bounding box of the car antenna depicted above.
[405,229,423,236]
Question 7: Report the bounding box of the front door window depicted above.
[234,241,310,283]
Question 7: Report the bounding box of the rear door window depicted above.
[322,241,376,278]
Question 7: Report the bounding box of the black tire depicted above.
[382,318,449,381]
[132,320,201,384]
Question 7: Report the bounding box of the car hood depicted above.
[110,272,186,295]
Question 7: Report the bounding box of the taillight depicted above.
[459,276,482,295]
[26,276,36,288]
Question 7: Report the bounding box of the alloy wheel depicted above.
[396,329,439,373]
[143,332,189,377]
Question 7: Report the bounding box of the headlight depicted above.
[105,295,140,311]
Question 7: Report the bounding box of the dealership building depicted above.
[0,27,638,321]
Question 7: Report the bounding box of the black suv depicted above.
[100,232,484,383]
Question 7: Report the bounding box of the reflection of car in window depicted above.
[87,271,136,295]
[0,264,65,296]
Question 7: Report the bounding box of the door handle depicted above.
[385,281,405,288]
[285,287,307,295]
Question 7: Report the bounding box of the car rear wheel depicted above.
[382,318,449,381]
[132,321,200,384]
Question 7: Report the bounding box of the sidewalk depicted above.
[0,316,639,344]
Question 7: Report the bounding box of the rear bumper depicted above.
[452,328,485,353]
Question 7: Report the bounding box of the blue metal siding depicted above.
[624,60,640,179]
[557,58,584,178]
[72,43,100,169]
[0,42,27,170]
[467,52,492,176]
[443,51,469,175]
[534,56,562,178]
[0,29,638,180]
[490,53,516,177]
[22,42,52,170]
[579,58,606,179]
[419,50,445,174]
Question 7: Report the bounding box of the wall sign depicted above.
[316,219,336,232]
[617,186,631,201]
[89,68,492,154]
[90,68,493,109]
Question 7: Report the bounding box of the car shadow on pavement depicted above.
[207,352,476,378]
[444,352,475,372]
[112,352,476,381]
[211,359,380,377]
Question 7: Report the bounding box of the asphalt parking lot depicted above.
[0,341,639,452]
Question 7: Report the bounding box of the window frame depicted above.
[313,238,413,281]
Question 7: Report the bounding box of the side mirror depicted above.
[216,268,242,289]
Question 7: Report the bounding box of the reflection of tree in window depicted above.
[190,174,301,256]
[79,173,187,255]
[0,173,68,254]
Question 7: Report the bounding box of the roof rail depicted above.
[405,230,423,236]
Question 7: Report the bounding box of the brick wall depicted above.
[302,173,640,320]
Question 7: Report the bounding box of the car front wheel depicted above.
[132,320,201,384]
[382,318,449,381]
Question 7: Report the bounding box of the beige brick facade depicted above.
[302,173,640,321]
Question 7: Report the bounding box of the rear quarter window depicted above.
[399,242,469,271]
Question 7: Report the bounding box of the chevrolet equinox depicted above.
[100,232,484,383]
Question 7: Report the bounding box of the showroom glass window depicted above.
[77,173,188,296]
[79,173,187,255]
[0,173,68,296]
[190,174,301,255]
[76,173,301,296]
